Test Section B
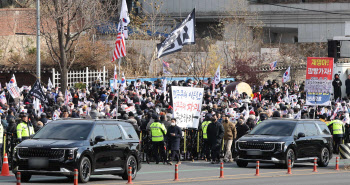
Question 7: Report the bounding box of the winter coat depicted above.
[346,79,350,95]
[128,118,140,132]
[223,120,236,140]
[333,77,342,100]
[246,118,256,130]
[161,120,171,129]
[166,125,182,150]
[90,109,100,119]
[207,121,225,147]
[236,123,250,139]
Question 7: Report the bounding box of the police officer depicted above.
[149,114,167,164]
[201,115,211,161]
[16,113,35,143]
[328,118,345,154]
[256,113,268,125]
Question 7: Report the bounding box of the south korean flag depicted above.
[213,65,221,85]
[157,8,195,58]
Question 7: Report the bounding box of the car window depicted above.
[91,125,106,140]
[33,123,93,140]
[304,123,318,136]
[249,120,296,136]
[104,124,122,140]
[294,123,306,137]
[120,125,139,140]
[317,122,331,135]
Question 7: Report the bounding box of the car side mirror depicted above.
[95,135,106,143]
[297,132,305,139]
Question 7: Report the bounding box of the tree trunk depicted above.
[61,66,68,93]
[56,13,68,93]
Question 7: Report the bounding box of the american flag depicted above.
[269,61,277,71]
[111,32,126,62]
[7,83,20,98]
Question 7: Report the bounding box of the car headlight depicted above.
[275,142,285,152]
[66,148,78,160]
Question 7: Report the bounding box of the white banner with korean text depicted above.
[171,86,204,128]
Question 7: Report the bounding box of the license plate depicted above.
[246,150,262,155]
[28,158,49,169]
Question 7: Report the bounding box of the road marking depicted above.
[102,169,326,185]
[127,171,350,185]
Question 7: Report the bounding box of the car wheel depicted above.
[15,173,31,182]
[318,147,330,167]
[79,157,91,183]
[285,148,295,169]
[236,160,248,167]
[122,155,138,180]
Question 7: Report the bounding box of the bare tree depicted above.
[40,0,117,92]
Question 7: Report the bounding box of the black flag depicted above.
[29,80,48,104]
[157,8,195,58]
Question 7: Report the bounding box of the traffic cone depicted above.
[74,169,78,185]
[286,159,292,174]
[16,172,21,185]
[219,162,224,178]
[126,166,133,184]
[335,157,340,171]
[313,158,318,172]
[255,161,260,176]
[0,153,12,176]
[174,164,179,181]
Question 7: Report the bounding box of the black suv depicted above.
[12,119,142,183]
[235,119,333,168]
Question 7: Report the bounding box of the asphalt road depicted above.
[1,155,350,185]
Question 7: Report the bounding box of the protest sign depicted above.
[305,57,333,106]
[172,86,204,128]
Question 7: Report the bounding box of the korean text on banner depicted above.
[172,86,204,128]
[305,57,334,106]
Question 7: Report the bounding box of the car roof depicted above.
[267,118,322,123]
[50,119,133,126]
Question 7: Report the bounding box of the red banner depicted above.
[306,57,333,80]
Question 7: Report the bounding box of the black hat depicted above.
[19,112,28,118]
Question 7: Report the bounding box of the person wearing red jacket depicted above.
[253,91,262,101]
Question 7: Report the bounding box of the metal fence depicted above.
[52,66,108,89]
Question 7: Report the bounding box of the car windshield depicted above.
[249,120,297,136]
[33,123,93,140]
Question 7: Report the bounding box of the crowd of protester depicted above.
[0,76,349,165]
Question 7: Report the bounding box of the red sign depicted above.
[306,57,334,80]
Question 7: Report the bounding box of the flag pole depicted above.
[116,58,121,119]
[36,0,41,80]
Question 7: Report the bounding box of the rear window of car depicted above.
[304,123,319,136]
[120,125,139,140]
[104,124,122,140]
[317,122,331,135]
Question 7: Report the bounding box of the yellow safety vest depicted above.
[150,122,167,142]
[17,122,35,139]
[257,121,261,125]
[201,121,211,139]
[330,120,344,135]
